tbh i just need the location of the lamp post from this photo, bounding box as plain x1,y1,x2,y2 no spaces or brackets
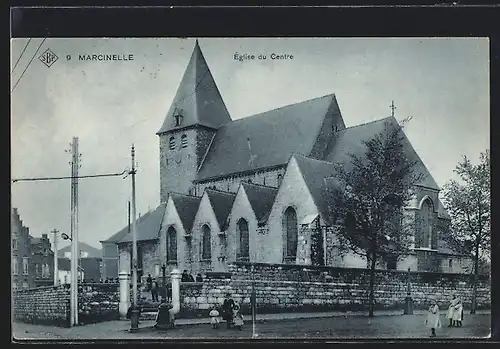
251,263,257,338
161,264,167,303
403,267,414,315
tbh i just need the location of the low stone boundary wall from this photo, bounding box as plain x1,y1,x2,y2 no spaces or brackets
12,283,120,326
178,264,490,318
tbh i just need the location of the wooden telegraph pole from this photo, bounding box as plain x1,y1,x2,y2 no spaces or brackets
69,137,80,327
129,145,140,331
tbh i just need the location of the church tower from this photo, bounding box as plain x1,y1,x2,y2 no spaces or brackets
157,40,232,203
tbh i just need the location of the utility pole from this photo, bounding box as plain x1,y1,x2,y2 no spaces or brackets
69,137,80,326
130,145,140,331
52,229,59,286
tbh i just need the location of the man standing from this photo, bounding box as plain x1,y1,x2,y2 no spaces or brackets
146,274,153,292
222,293,235,329
151,278,159,302
447,294,458,327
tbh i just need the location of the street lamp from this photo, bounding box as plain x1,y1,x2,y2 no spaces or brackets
61,233,72,241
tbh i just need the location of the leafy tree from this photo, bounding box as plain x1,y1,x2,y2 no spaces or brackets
326,120,423,317
442,151,490,314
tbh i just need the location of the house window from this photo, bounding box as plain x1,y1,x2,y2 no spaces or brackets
154,264,160,277
22,257,29,275
449,259,453,269
12,283,18,291
169,137,175,150
277,174,283,186
201,225,211,260
167,226,177,262
12,257,18,275
386,255,397,270
181,134,188,148
22,282,28,289
43,263,50,278
12,238,18,250
237,218,250,260
284,207,298,259
35,264,40,277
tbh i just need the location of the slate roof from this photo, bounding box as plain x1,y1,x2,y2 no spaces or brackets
196,94,340,182
205,189,236,230
157,40,232,135
323,116,440,191
58,242,102,258
293,154,337,225
241,182,278,224
170,193,202,232
30,237,41,245
57,258,84,272
118,204,167,244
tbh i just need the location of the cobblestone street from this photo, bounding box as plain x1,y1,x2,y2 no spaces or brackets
13,311,491,341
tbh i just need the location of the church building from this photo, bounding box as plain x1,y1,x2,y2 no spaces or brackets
104,40,470,281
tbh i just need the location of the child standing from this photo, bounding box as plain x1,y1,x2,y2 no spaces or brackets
233,304,244,331
209,308,220,329
425,297,442,337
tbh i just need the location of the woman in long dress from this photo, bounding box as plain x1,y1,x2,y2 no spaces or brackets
452,297,464,327
425,297,442,338
447,294,458,327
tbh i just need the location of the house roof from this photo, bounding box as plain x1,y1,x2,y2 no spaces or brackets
241,182,278,224
118,204,167,244
58,242,102,258
196,93,340,182
323,116,440,191
293,154,337,225
30,237,42,245
170,193,202,232
156,40,232,135
101,219,134,244
205,189,236,230
57,258,84,272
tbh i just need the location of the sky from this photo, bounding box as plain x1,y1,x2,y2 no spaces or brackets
10,37,490,250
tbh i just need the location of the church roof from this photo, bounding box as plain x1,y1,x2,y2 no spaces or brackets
205,189,236,230
118,204,166,244
157,40,232,135
170,193,202,232
323,116,440,191
196,94,340,182
292,154,337,225
241,182,279,224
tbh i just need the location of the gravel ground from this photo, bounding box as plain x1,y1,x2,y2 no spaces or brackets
13,311,491,341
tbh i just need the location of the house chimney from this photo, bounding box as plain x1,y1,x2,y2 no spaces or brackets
42,233,48,240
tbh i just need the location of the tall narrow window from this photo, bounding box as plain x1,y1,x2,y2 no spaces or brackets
169,137,175,150
284,207,298,259
35,264,40,277
420,199,434,248
181,134,188,148
23,257,29,275
174,114,183,127
277,174,283,187
12,257,18,275
167,226,177,262
237,219,250,260
201,225,211,260
12,238,18,250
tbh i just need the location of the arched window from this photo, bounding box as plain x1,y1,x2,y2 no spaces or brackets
284,207,298,259
201,225,211,260
169,137,175,150
174,114,183,127
237,219,249,260
277,174,283,187
167,226,177,262
419,199,434,248
181,134,188,148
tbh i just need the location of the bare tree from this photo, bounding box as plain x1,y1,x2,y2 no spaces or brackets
442,151,490,314
326,120,423,317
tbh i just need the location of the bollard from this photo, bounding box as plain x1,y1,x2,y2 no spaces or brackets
119,271,131,319
129,305,140,332
169,268,181,326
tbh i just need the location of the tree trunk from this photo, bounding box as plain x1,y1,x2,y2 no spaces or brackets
470,243,480,315
368,250,377,317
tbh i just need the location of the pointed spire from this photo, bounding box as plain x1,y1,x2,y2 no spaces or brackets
157,39,232,135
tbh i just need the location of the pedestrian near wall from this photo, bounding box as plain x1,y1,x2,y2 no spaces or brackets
447,294,459,327
452,296,464,327
425,297,442,338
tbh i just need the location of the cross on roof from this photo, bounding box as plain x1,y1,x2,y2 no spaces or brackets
390,100,397,117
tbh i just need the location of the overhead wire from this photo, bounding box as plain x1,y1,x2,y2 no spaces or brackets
11,38,32,74
11,38,46,93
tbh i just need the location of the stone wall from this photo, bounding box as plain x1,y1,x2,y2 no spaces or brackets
177,263,490,318
13,283,120,327
12,286,70,326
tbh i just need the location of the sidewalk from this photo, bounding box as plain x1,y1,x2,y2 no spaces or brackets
132,308,492,326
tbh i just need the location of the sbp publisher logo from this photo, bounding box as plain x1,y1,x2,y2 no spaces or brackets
38,48,59,68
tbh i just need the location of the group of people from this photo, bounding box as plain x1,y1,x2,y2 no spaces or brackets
425,293,464,337
209,293,244,330
181,270,203,283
